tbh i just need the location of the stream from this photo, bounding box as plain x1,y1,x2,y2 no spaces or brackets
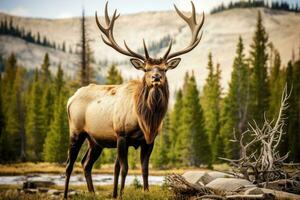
0,174,165,186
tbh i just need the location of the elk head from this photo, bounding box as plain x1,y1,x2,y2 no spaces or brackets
95,1,205,88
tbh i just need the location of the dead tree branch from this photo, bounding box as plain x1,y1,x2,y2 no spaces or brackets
220,85,299,194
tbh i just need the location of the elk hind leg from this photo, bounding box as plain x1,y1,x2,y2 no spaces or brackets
117,135,128,197
82,144,102,193
64,132,87,199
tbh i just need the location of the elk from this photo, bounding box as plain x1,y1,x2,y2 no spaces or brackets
64,1,204,199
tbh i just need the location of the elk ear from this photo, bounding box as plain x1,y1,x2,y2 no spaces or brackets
166,58,181,70
130,59,145,71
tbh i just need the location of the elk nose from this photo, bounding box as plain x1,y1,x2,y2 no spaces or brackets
152,74,161,81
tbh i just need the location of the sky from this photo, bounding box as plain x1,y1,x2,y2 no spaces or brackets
0,0,299,19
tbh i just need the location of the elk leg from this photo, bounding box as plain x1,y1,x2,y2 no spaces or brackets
140,142,154,191
64,132,86,199
117,136,128,197
82,145,102,193
113,157,120,198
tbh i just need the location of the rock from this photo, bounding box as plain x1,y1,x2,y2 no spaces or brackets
206,178,254,192
200,172,214,185
244,187,264,195
182,171,207,185
182,171,234,186
69,191,79,196
38,188,49,193
23,180,55,189
208,171,233,179
23,188,38,194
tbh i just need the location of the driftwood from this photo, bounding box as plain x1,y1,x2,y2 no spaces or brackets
258,179,300,194
260,188,300,200
194,195,225,200
166,174,219,199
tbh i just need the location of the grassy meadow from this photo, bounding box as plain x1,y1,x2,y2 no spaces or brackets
0,185,173,200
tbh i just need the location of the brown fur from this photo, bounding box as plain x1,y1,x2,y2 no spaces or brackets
134,77,169,144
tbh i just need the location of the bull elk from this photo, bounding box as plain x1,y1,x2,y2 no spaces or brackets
64,1,204,199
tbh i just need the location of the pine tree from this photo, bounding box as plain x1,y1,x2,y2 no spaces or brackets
43,66,69,162
78,9,94,86
40,54,54,159
152,113,171,169
201,53,222,162
179,74,211,166
249,11,269,125
268,49,284,119
43,92,69,162
285,60,300,162
169,89,183,165
221,37,250,159
37,32,41,44
41,53,51,83
62,41,66,52
0,54,22,161
6,67,26,161
25,70,44,160
0,75,7,161
106,64,123,85
54,64,64,93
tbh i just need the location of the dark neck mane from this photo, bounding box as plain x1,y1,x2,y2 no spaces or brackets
134,79,169,144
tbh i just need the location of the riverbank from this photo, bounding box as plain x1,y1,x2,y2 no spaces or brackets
0,162,229,176
0,185,173,200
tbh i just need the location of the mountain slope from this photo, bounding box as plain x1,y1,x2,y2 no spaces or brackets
0,8,300,94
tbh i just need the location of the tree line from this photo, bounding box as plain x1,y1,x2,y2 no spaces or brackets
0,11,299,169
211,0,300,14
0,17,68,52
150,11,300,169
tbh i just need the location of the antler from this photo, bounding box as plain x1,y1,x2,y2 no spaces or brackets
164,1,205,60
95,2,147,60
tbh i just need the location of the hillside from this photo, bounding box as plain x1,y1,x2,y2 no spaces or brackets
0,8,300,94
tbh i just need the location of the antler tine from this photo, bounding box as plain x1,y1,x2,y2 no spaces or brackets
95,11,108,34
163,40,173,60
166,1,204,60
143,39,150,59
104,2,110,25
95,2,146,61
123,41,145,60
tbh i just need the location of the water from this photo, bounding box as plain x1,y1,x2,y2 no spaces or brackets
0,174,165,186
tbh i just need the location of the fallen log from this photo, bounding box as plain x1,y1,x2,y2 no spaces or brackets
225,194,273,200
261,188,300,200
166,174,215,199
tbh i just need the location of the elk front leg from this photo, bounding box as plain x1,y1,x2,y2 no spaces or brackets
117,135,128,197
113,157,120,198
140,142,154,191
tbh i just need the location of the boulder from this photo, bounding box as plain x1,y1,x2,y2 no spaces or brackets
208,171,233,179
47,189,63,195
182,171,207,185
206,178,254,192
38,188,49,193
23,180,55,189
23,188,38,194
182,171,233,186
